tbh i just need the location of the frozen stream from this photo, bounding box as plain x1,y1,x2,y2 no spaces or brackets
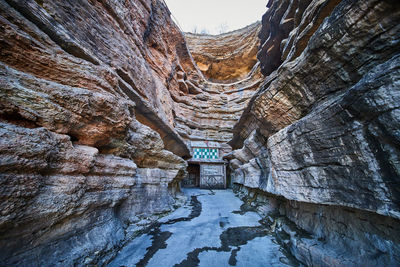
109,189,298,267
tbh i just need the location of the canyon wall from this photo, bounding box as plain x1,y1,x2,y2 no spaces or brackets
173,23,263,157
0,0,263,265
185,22,261,83
1,0,399,265
0,0,192,265
229,0,400,265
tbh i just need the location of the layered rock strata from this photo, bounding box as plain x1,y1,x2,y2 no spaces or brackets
185,22,261,83
229,0,400,265
0,0,263,265
0,0,189,265
1,0,399,265
173,66,263,156
172,23,263,157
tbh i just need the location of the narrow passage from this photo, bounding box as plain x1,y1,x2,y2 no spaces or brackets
109,189,299,267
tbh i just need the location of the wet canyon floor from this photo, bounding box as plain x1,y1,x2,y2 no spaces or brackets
108,189,299,267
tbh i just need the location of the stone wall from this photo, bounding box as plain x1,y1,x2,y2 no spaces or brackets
229,0,400,265
1,0,399,265
172,26,264,157
0,0,265,264
0,0,189,265
186,22,261,83
234,185,400,266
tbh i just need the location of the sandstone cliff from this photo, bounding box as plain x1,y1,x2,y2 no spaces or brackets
0,0,263,265
0,0,190,265
185,22,261,83
229,0,400,265
1,0,399,265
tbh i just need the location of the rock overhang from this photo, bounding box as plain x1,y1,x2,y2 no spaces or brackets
185,22,262,84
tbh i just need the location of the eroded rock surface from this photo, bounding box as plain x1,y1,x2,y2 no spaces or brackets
173,24,263,155
0,0,190,265
1,0,400,265
186,22,261,83
229,0,400,265
0,0,263,265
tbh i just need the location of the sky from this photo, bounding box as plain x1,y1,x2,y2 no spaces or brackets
163,0,268,35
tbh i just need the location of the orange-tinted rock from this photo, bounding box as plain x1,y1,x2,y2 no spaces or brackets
0,0,188,264
1,0,399,265
186,22,261,83
0,0,263,264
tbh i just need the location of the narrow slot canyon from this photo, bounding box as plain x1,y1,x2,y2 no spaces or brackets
0,0,399,266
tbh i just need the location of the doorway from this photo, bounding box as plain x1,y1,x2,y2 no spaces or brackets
182,163,200,187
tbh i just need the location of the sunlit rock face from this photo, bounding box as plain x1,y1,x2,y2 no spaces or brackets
172,24,263,155
185,22,261,83
229,0,400,265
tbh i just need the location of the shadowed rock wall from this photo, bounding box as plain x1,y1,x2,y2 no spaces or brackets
229,0,400,265
0,0,191,265
1,0,399,265
0,0,264,265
